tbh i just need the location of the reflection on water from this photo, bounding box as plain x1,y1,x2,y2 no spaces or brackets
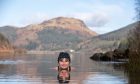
0,53,130,84
83,72,127,84
57,69,71,83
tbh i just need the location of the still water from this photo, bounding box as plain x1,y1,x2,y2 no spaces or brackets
0,52,128,84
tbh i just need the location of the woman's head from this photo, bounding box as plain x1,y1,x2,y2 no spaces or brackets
58,52,71,69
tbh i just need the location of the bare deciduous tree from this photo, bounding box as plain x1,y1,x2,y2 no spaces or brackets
128,0,140,72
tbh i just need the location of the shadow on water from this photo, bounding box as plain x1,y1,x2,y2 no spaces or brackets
127,52,140,84
0,52,138,84
128,72,140,84
57,68,71,83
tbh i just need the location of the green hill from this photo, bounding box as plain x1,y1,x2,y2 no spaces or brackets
77,22,139,54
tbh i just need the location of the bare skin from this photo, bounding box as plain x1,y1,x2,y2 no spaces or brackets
59,58,70,69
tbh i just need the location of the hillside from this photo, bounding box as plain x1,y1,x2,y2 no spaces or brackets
94,22,138,41
0,17,97,50
77,22,138,54
0,33,13,52
0,26,17,43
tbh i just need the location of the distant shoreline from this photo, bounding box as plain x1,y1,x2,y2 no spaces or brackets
0,49,26,54
0,50,14,53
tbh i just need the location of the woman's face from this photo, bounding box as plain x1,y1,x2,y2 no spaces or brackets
59,58,70,69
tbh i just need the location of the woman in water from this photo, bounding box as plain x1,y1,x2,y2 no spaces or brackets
57,52,71,71
57,52,72,83
52,52,74,83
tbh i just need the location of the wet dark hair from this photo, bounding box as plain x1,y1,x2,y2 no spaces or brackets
58,52,71,63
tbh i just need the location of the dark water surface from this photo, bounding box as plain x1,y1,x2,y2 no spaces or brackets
0,52,128,84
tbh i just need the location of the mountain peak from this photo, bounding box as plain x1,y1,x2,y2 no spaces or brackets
41,17,87,28
40,17,97,35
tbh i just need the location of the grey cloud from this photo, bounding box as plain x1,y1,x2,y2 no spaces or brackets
85,13,109,27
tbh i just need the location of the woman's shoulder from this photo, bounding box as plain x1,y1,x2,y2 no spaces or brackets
50,66,75,71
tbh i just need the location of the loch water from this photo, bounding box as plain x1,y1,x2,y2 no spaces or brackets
0,52,129,84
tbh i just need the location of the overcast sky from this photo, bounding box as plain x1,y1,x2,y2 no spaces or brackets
0,0,136,34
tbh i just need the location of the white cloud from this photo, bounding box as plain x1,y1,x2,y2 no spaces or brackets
89,26,113,34
19,12,48,26
68,2,124,27
65,2,125,34
15,1,126,34
68,12,109,27
85,12,109,27
17,1,124,28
